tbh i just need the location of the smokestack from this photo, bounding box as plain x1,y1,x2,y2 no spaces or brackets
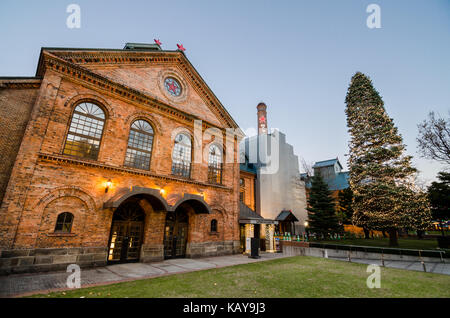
257,102,268,135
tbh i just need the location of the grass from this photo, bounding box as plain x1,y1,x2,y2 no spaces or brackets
317,237,448,252
29,256,450,298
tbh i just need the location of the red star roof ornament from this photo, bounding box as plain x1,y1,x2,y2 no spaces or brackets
154,39,162,46
168,81,177,94
177,43,186,52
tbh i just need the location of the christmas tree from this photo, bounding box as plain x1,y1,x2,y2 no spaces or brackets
345,72,431,246
306,173,343,238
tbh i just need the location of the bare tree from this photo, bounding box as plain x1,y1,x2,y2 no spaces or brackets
300,157,313,176
417,111,450,165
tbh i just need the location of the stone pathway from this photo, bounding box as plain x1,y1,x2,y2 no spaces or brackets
0,253,286,297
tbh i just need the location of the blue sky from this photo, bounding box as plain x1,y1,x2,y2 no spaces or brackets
1,0,449,183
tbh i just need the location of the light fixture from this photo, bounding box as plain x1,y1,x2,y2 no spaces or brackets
304,221,309,227
160,188,166,195
105,179,112,193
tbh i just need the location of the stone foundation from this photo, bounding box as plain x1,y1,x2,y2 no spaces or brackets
0,241,241,275
140,244,164,262
186,240,240,258
0,247,108,275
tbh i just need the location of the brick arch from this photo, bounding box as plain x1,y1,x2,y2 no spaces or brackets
35,186,97,214
124,112,162,136
209,204,226,215
170,126,201,146
206,207,225,241
64,93,115,119
34,187,97,248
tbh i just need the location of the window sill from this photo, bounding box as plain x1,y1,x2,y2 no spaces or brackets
171,174,192,180
209,231,219,236
47,233,77,237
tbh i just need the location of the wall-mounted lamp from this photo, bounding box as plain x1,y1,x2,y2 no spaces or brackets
160,188,166,195
304,221,309,227
105,179,112,193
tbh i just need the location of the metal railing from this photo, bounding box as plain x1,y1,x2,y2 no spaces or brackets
308,242,448,261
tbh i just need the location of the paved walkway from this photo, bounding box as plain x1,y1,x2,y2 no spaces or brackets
328,256,450,275
0,253,286,297
1,252,448,297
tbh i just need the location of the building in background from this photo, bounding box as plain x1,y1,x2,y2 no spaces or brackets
301,158,350,201
239,103,308,251
239,152,278,253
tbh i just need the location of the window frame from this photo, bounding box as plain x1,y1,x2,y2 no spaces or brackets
210,219,218,233
171,132,192,178
207,144,223,184
54,212,74,233
62,101,107,160
124,119,155,170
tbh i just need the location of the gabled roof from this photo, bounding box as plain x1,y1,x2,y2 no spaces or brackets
35,46,240,131
239,203,277,224
312,158,343,169
275,210,299,222
304,171,350,191
240,154,257,174
327,171,350,191
240,203,264,220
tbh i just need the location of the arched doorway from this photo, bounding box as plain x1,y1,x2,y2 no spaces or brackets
107,199,146,264
163,210,189,259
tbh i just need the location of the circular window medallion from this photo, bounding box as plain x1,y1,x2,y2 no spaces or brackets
164,77,182,97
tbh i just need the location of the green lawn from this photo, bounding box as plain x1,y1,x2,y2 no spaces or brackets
317,237,448,252
30,256,450,298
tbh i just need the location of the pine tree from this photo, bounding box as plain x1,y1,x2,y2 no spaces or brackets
428,171,450,236
337,187,354,225
345,72,431,246
307,173,343,238
402,189,432,238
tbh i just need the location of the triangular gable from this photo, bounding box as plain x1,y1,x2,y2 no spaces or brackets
37,48,239,130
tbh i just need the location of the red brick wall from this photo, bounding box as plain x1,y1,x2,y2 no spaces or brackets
0,87,39,203
0,56,240,259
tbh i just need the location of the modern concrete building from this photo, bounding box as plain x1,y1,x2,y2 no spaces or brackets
239,103,308,236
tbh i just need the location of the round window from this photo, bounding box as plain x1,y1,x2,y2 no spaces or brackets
164,77,182,97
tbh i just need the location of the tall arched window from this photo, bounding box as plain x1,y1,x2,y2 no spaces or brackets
239,178,245,202
124,120,154,170
63,102,106,160
171,133,192,178
54,212,74,233
208,144,222,184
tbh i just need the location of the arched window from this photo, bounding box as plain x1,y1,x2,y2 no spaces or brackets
124,120,154,170
54,212,74,233
171,133,192,178
210,219,218,233
63,102,106,160
208,144,222,184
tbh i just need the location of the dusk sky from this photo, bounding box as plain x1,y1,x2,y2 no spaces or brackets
1,0,449,184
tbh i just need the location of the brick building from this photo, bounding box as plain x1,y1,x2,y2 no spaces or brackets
0,43,243,274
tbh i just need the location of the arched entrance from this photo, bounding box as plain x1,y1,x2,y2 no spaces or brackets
163,194,212,259
163,210,189,259
108,199,146,263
